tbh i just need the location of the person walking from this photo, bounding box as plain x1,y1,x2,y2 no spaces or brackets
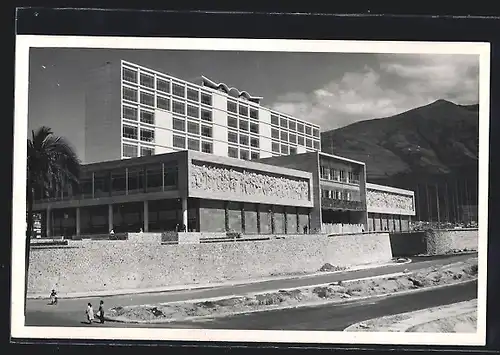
86,303,94,324
97,300,105,324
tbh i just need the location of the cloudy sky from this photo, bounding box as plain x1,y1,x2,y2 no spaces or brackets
27,48,479,159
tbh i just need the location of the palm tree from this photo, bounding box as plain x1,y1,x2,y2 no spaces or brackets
25,126,81,309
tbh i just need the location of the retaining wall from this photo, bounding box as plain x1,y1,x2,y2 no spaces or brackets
27,232,392,295
389,228,478,257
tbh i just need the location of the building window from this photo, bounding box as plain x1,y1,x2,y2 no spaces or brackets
289,133,297,144
272,141,280,153
290,146,297,155
239,134,249,146
187,121,200,135
156,96,170,111
271,114,279,126
306,138,312,148
239,104,248,116
201,92,212,106
250,122,259,134
240,149,249,160
228,131,238,144
141,146,154,156
239,119,249,131
201,141,213,153
201,109,212,122
187,87,199,102
340,170,346,182
173,117,185,132
140,110,155,125
187,104,199,119
172,100,185,115
227,100,237,113
173,135,185,149
140,128,155,142
320,166,330,180
330,168,339,181
281,144,289,155
297,123,304,133
123,87,138,102
298,136,305,146
313,128,320,137
123,125,138,140
140,73,154,89
280,117,287,129
305,126,312,136
289,121,296,131
250,108,259,119
271,128,279,140
227,116,238,128
188,138,199,151
251,151,259,160
280,131,288,142
123,105,138,121
123,143,138,158
201,125,212,138
172,82,185,98
228,146,238,158
156,78,170,94
122,67,138,83
140,91,155,107
313,140,320,149
250,137,259,148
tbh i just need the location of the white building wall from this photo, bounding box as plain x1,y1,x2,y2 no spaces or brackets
212,92,228,157
259,108,272,157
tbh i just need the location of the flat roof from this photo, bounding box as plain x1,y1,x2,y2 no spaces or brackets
319,151,366,166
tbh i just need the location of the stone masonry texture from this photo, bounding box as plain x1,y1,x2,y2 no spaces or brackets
28,232,392,295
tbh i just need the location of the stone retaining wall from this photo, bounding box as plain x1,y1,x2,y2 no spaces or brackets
27,232,392,295
389,228,478,257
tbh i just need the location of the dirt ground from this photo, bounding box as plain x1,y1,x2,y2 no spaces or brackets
107,257,478,323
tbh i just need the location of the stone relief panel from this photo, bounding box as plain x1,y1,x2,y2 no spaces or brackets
366,189,414,212
190,164,310,202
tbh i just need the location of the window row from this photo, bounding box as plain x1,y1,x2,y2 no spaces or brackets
321,188,361,202
270,114,320,137
122,125,155,142
227,100,259,119
271,142,298,155
172,134,213,154
123,105,155,125
227,116,260,134
122,66,213,106
227,130,260,148
123,143,154,158
271,128,320,148
227,145,260,161
320,166,360,184
172,117,213,138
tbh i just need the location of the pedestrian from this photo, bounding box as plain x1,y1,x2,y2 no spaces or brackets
86,303,94,324
97,300,105,324
49,289,58,305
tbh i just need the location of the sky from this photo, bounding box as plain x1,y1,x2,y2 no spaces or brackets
27,48,479,159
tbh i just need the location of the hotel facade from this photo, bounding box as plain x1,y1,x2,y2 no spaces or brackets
31,60,415,238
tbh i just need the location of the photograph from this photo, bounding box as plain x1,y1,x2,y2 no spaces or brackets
11,35,489,346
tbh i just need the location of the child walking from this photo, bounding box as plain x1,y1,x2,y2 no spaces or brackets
86,303,94,324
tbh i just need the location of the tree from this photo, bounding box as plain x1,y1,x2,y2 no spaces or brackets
25,126,81,310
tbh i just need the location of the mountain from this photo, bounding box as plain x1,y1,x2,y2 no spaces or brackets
321,99,479,222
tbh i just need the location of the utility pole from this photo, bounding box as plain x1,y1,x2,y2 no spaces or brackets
435,182,441,227
425,182,431,222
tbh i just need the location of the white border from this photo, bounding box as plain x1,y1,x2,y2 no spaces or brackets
12,36,490,346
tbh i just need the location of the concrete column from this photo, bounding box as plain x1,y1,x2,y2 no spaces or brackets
76,207,81,236
108,204,113,232
143,200,149,232
46,208,51,238
182,198,188,229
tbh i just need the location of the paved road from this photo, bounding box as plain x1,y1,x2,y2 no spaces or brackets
25,253,476,327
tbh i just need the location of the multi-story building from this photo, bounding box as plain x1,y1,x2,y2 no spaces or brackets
83,60,321,164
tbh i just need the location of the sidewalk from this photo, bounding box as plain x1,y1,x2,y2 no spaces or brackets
28,259,411,300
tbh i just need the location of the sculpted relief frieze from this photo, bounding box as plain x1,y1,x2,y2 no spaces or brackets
366,189,414,212
190,164,310,201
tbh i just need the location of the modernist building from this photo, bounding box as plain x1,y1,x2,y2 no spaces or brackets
31,60,416,238
83,60,321,164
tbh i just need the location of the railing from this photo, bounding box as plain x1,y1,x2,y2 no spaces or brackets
323,223,365,235
321,198,364,211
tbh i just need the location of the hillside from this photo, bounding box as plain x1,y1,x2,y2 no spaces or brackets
321,99,479,182
321,99,480,222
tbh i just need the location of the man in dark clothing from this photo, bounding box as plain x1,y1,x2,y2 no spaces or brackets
98,300,105,324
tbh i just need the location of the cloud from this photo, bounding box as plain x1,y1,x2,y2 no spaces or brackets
270,54,479,131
